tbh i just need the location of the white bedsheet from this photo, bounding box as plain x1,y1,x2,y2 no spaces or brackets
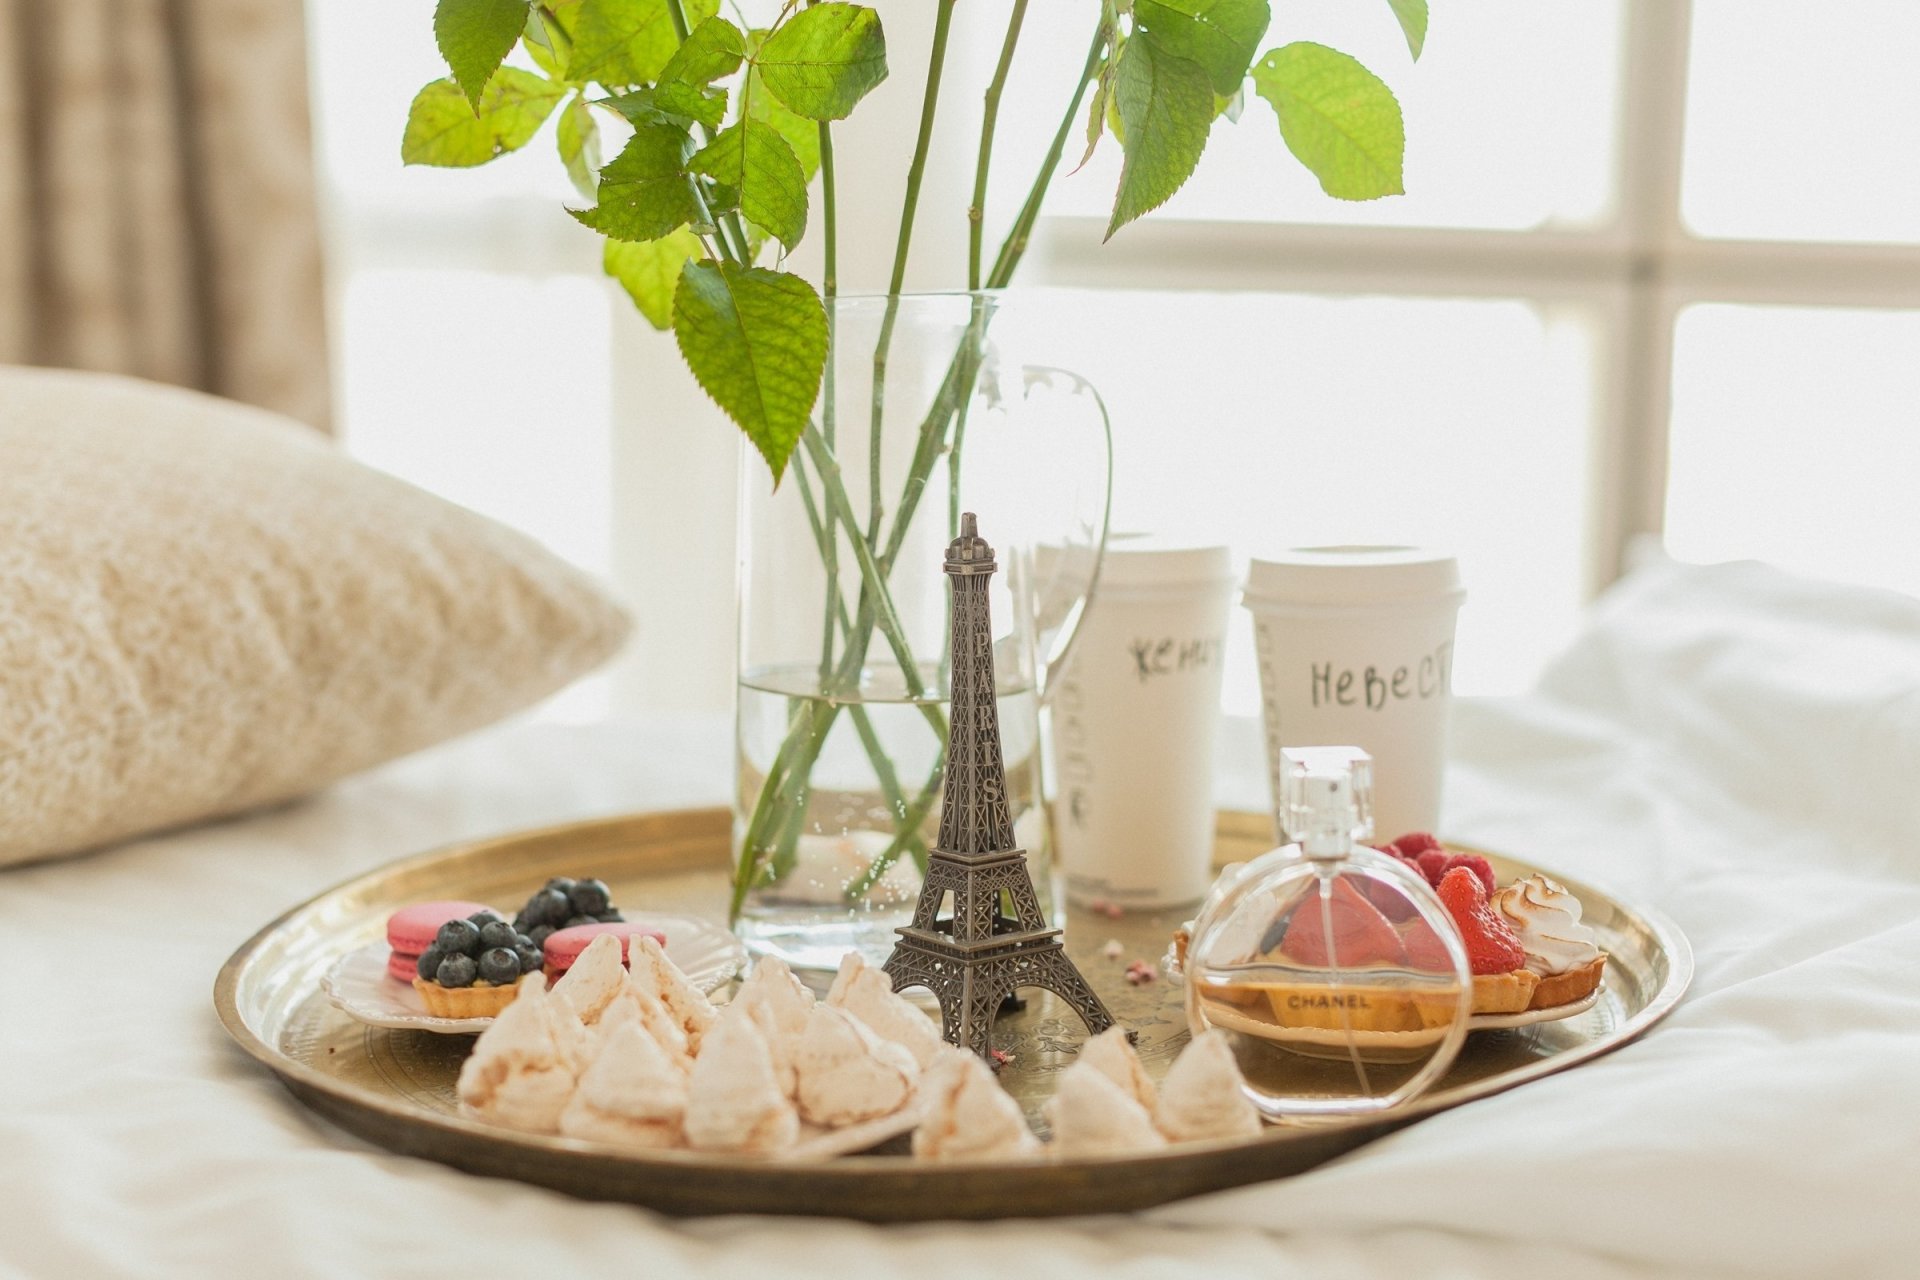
5,560,1919,1279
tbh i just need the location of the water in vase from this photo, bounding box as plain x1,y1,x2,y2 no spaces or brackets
733,661,1052,973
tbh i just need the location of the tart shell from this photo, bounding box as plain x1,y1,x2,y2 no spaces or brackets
1527,954,1606,1011
1469,970,1539,1015
413,975,526,1018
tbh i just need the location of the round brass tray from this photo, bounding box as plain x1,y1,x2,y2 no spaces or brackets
213,808,1691,1221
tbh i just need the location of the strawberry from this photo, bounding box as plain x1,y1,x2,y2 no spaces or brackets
1278,878,1407,968
1401,920,1456,973
1442,853,1497,896
1436,866,1526,975
1415,849,1451,886
1362,877,1419,922
1393,832,1444,857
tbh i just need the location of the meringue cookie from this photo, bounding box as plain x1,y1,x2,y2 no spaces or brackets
1076,1027,1156,1113
912,1048,1040,1161
559,1020,688,1149
734,957,815,1099
611,969,694,1070
1493,874,1601,977
1152,1030,1261,1143
630,935,718,1053
549,933,627,1026
456,973,576,1134
1043,1061,1166,1159
793,1005,917,1128
683,1013,800,1153
825,952,945,1069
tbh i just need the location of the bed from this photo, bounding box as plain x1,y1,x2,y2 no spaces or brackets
6,559,1917,1278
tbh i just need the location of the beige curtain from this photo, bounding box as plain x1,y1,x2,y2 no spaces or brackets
0,0,331,430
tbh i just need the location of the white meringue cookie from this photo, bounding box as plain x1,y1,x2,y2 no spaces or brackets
792,1005,917,1128
734,956,815,1099
825,952,945,1069
550,933,626,1026
911,1048,1040,1161
1493,874,1602,977
1043,1060,1166,1159
614,969,693,1071
1076,1026,1156,1113
559,1020,687,1149
456,973,575,1134
1152,1030,1261,1143
683,1014,800,1154
630,935,718,1053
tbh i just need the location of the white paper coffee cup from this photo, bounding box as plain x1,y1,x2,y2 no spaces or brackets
1243,547,1464,842
1053,539,1234,909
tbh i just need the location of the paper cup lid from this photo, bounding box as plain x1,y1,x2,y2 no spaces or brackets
1243,546,1462,609
1099,535,1235,590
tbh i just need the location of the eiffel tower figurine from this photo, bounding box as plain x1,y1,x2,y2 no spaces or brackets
883,512,1117,1058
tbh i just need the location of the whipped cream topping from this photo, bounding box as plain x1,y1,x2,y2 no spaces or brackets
1077,1026,1157,1113
1043,1060,1166,1159
826,952,944,1069
793,1005,917,1128
630,935,718,1053
558,1020,687,1149
912,1047,1039,1161
1153,1030,1261,1143
550,933,626,1025
683,1010,800,1153
456,974,576,1134
1493,874,1602,977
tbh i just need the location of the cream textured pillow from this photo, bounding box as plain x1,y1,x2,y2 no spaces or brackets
0,366,631,867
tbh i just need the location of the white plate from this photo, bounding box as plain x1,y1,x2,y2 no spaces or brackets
322,914,747,1034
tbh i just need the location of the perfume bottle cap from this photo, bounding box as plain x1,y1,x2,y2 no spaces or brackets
1279,746,1374,854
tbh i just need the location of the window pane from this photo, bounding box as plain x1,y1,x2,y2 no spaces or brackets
1666,304,1920,595
990,291,1598,700
1015,1,1624,232
1683,1,1920,243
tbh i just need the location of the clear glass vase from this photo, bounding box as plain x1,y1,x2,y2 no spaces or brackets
732,291,1113,973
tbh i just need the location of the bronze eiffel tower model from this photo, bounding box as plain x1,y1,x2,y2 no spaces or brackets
883,513,1116,1058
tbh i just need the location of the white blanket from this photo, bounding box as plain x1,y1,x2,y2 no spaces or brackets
5,561,1918,1279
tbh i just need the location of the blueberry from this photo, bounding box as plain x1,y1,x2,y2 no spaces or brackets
514,932,535,949
522,887,571,929
435,953,478,988
515,945,544,975
562,915,598,930
414,945,446,981
511,913,530,932
478,947,521,986
543,877,578,899
467,909,506,927
567,879,612,916
435,919,480,954
477,921,519,951
594,910,624,924
528,925,556,948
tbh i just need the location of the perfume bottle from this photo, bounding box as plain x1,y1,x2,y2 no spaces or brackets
1184,748,1472,1117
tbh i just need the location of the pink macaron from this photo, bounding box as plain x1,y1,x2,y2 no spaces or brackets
543,921,667,977
386,900,494,982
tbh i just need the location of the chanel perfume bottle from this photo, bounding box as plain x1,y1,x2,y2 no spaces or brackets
1184,748,1472,1117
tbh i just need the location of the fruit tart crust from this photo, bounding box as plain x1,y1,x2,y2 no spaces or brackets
414,975,527,1018
1527,954,1606,1011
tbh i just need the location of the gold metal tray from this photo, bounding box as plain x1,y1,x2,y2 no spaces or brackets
214,809,1691,1221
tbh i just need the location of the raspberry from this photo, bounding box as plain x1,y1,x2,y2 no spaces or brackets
1442,853,1497,896
1362,877,1419,922
1393,832,1444,857
1436,867,1526,976
1278,878,1407,968
1415,849,1451,886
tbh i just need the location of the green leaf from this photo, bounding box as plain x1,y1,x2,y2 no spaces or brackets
688,120,807,251
557,94,601,200
567,0,718,87
401,71,567,167
659,15,745,84
604,229,699,329
1105,36,1213,240
673,261,827,484
1386,0,1428,60
1132,0,1271,96
1076,4,1124,170
743,31,821,179
1251,42,1404,200
655,81,727,130
571,123,703,241
753,3,887,122
522,5,573,79
435,0,531,109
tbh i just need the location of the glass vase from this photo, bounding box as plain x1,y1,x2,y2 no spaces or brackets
732,291,1112,973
